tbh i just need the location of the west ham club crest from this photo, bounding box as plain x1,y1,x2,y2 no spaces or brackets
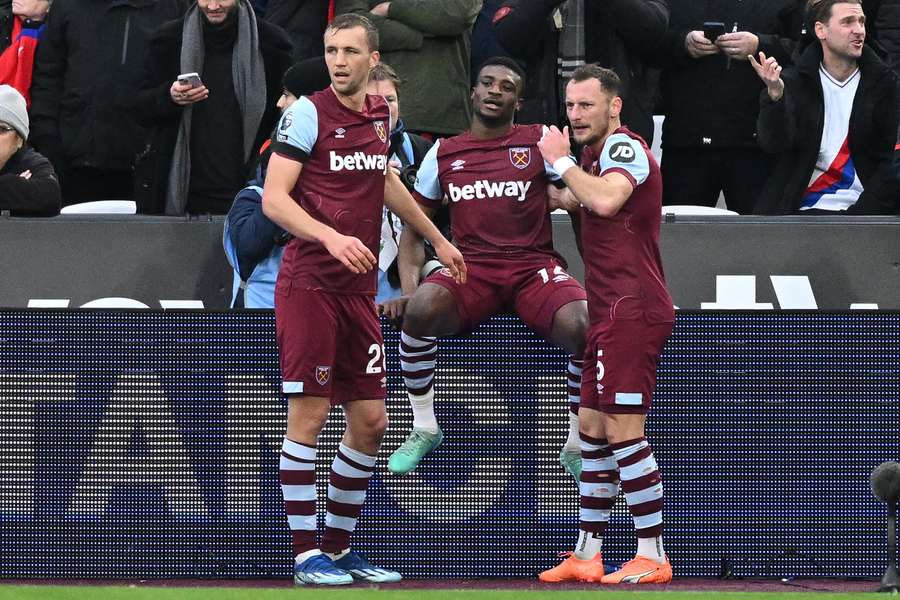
509,147,531,169
315,366,331,385
374,121,387,143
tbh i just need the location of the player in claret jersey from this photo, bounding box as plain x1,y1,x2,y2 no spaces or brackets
537,64,674,585
387,56,590,480
261,13,465,587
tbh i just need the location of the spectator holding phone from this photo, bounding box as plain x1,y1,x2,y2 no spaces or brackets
491,0,668,140
134,0,293,215
650,0,803,213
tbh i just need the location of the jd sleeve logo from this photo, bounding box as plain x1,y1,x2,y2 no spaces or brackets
609,142,636,163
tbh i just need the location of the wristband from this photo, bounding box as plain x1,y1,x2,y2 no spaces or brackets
553,156,577,177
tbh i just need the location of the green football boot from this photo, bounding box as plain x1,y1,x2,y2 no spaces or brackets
559,447,582,481
387,427,444,474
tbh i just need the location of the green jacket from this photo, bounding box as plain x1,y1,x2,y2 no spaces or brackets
337,0,482,135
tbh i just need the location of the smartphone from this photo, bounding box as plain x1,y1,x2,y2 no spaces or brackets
177,72,203,88
702,21,726,43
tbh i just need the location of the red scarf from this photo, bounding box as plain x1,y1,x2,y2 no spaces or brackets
0,17,44,107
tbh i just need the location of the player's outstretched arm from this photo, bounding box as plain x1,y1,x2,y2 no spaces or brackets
538,126,634,217
384,169,467,284
262,153,377,274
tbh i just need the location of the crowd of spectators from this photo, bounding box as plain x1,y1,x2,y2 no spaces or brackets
650,0,803,214
0,0,898,218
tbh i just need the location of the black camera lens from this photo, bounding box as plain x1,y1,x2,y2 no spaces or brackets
399,165,418,191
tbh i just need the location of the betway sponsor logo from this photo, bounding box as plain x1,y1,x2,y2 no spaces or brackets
447,180,531,203
329,151,388,172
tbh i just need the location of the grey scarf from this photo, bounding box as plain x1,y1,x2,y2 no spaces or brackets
165,0,267,215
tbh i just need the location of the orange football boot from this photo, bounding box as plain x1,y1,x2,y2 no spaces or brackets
538,552,605,583
600,555,672,584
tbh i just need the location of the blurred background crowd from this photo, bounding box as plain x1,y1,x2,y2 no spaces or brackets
0,0,897,222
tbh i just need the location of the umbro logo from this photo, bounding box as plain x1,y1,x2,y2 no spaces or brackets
335,128,346,139
451,159,466,171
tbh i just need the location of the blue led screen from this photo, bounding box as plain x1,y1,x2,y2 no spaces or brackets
0,310,897,579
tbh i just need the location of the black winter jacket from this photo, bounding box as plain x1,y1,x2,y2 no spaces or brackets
755,44,900,215
264,0,328,61
582,0,669,144
0,1,12,52
492,0,564,127
865,0,900,78
494,0,668,141
650,0,802,148
29,0,187,172
0,147,61,216
132,16,293,214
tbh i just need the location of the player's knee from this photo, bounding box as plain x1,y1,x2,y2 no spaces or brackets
287,401,329,439
402,294,438,337
553,301,589,355
353,411,388,441
571,309,589,355
370,413,389,440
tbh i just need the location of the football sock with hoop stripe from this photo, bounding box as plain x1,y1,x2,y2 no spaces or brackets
611,436,666,563
321,443,377,554
400,331,438,432
575,433,619,559
280,438,318,557
564,357,583,451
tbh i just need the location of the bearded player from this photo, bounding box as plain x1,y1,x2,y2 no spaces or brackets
537,63,674,584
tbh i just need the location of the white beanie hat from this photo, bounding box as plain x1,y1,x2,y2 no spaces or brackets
0,85,29,140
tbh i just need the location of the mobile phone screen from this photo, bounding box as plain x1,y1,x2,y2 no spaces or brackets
703,21,726,42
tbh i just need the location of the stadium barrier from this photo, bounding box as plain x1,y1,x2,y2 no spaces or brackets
0,310,897,579
0,214,898,309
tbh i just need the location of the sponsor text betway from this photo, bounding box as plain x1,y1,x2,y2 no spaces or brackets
330,151,388,172
448,181,531,202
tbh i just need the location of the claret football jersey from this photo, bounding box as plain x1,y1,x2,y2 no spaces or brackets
413,124,563,260
579,127,674,325
272,86,390,295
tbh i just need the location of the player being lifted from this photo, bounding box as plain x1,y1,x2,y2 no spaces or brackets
387,57,589,479
537,64,674,584
262,14,465,587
